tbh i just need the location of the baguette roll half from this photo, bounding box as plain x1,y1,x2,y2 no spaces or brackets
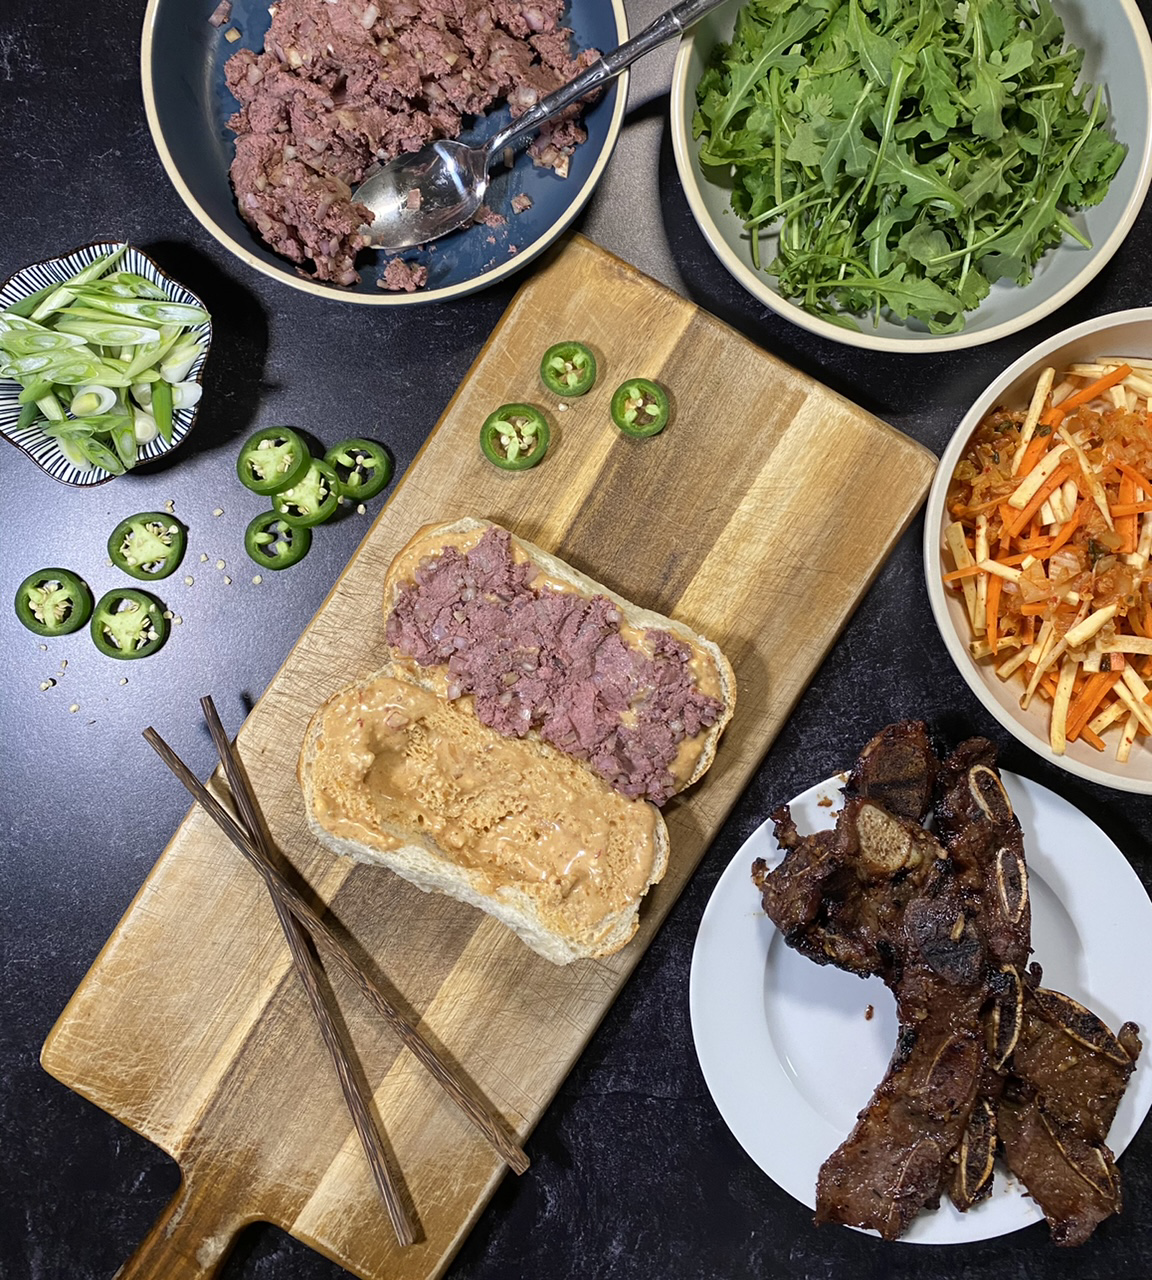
381,517,736,806
299,664,670,964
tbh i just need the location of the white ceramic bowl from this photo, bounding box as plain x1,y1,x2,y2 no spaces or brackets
924,308,1152,792
670,0,1152,353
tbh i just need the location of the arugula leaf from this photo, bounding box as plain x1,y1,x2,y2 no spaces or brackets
693,0,1127,332
708,3,827,137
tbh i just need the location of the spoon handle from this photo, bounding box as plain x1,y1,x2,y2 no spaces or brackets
484,0,730,157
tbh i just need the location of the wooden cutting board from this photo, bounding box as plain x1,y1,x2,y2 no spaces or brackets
42,235,936,1280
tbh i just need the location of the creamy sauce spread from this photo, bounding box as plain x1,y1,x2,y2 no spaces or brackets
309,676,661,930
384,524,726,788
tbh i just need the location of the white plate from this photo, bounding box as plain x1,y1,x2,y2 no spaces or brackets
690,771,1152,1245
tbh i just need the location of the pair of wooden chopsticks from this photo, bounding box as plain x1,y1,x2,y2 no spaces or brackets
143,696,529,1247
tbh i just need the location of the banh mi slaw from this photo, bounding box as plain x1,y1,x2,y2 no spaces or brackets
944,358,1152,763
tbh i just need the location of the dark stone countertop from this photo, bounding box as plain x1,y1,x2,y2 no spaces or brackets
3,1,1152,1277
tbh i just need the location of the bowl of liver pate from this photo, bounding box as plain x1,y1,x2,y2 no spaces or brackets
141,0,628,304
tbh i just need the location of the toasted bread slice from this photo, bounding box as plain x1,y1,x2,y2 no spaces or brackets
299,663,670,964
381,517,737,801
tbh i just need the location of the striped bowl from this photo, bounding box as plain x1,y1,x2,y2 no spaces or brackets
0,242,211,486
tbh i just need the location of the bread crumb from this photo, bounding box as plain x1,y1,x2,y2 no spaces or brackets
224,26,241,42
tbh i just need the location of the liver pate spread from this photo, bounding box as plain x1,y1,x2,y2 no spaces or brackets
225,0,597,285
385,527,725,805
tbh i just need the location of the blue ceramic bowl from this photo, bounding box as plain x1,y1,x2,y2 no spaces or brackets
141,0,628,304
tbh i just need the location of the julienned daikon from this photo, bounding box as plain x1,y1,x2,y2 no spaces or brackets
0,247,210,475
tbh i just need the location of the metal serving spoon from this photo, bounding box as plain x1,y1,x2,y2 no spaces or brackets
353,0,728,250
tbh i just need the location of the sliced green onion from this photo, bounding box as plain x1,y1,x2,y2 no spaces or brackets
2,282,57,319
169,381,201,410
49,305,167,330
122,330,182,380
69,291,209,326
17,378,54,405
2,246,207,474
133,409,159,445
109,415,138,469
76,435,126,475
29,246,128,321
54,318,162,346
35,392,65,422
70,384,117,416
0,330,87,355
159,337,203,383
150,379,173,443
104,272,169,299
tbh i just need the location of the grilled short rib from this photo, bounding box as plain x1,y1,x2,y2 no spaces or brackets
753,723,1142,1244
998,981,1141,1244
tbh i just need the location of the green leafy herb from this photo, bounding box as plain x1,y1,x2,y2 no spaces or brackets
693,0,1126,333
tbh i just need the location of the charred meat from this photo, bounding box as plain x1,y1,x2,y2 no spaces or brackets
754,723,1142,1244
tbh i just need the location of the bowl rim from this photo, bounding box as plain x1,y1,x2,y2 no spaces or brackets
669,0,1152,354
923,306,1152,793
0,239,212,486
139,0,630,305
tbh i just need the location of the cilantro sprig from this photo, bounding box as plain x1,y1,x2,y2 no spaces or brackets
693,0,1126,333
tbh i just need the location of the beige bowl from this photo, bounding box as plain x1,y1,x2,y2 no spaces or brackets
924,309,1152,792
670,0,1152,352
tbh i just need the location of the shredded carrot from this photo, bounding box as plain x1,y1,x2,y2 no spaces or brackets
986,574,1003,655
1066,671,1123,741
1044,363,1131,422
1115,459,1152,492
1116,473,1138,554
1015,433,1052,477
1004,463,1073,539
1081,724,1108,751
1040,500,1086,558
942,551,1038,581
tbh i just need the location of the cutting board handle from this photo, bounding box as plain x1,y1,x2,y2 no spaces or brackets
114,1176,243,1280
